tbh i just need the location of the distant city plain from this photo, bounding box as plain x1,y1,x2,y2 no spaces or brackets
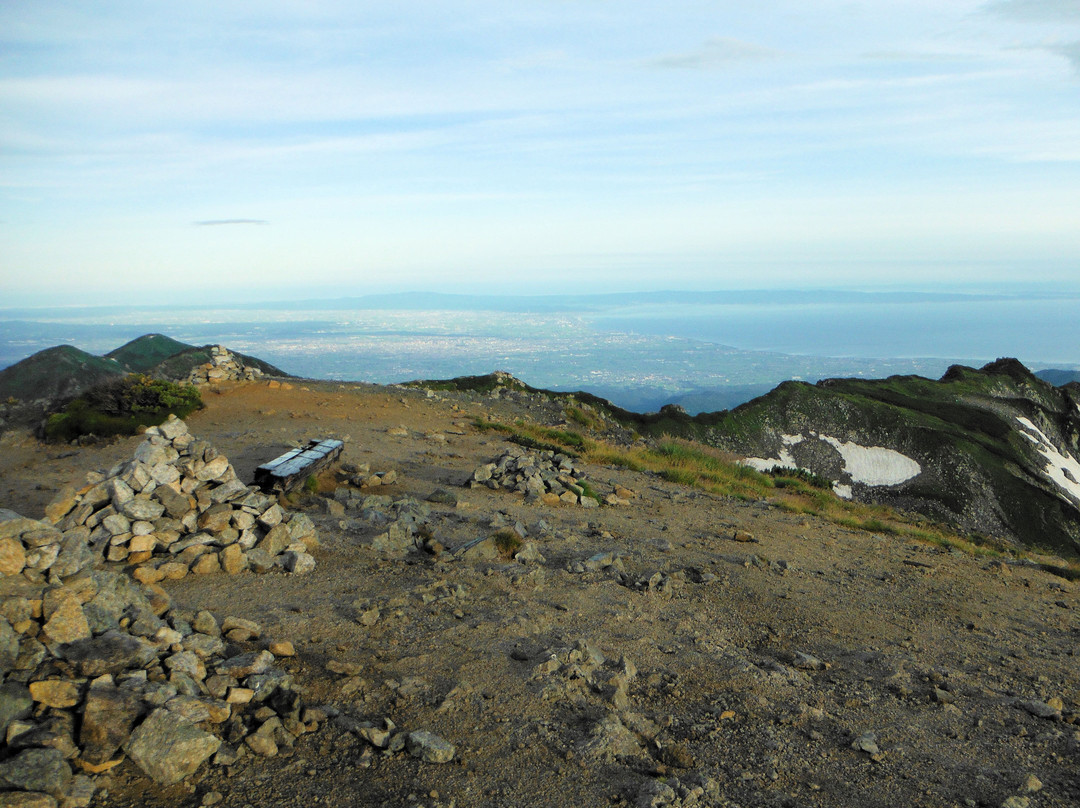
2,290,1076,413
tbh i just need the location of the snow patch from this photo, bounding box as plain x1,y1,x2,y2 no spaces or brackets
742,434,806,473
741,432,920,491
818,435,921,486
1015,417,1080,506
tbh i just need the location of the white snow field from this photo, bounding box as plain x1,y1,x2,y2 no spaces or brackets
743,432,921,499
1015,416,1080,507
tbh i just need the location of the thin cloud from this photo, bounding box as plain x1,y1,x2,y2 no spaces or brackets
193,219,268,226
649,37,783,69
1046,41,1080,72
982,0,1080,21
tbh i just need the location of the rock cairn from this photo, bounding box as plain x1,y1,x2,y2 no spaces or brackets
0,512,95,585
44,415,317,581
470,446,636,507
186,346,264,385
0,520,321,804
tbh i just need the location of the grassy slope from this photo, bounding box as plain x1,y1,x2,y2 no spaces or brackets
0,346,126,402
685,361,1080,556
107,333,195,372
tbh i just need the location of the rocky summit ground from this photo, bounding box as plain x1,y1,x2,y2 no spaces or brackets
1,379,1078,808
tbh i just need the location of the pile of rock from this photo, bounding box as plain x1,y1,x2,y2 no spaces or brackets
0,511,95,585
0,529,320,803
44,415,317,580
338,463,397,490
331,490,433,558
186,346,264,385
470,446,636,507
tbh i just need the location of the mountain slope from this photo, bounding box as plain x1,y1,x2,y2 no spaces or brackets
107,333,195,372
700,358,1080,556
0,345,126,402
149,346,289,380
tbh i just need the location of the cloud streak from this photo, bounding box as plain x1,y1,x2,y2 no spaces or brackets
194,219,268,227
983,0,1080,21
649,37,784,69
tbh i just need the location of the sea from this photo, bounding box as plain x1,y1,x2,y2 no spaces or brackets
585,295,1080,365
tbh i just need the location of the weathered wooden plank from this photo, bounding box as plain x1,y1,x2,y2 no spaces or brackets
253,438,344,493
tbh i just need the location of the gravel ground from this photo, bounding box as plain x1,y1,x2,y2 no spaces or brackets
1,379,1078,808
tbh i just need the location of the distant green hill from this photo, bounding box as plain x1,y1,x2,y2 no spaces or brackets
0,335,289,408
0,345,125,402
1036,368,1080,386
107,333,195,372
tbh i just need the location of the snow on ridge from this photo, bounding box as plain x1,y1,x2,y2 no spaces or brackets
742,434,805,473
1015,416,1080,505
818,434,921,487
741,432,920,493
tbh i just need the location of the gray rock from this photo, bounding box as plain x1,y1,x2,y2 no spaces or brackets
192,610,220,636
51,531,95,579
1019,699,1061,720
283,551,316,574
245,548,277,573
154,485,192,519
79,687,145,765
0,617,19,675
215,650,274,678
0,681,33,738
124,708,221,786
121,498,165,522
0,748,72,798
427,489,459,506
57,630,158,676
406,730,456,763
792,651,828,671
851,731,881,756
372,521,416,557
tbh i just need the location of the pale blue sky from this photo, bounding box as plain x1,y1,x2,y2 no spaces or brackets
2,1,1080,305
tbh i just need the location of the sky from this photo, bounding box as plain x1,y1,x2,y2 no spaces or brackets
2,0,1080,305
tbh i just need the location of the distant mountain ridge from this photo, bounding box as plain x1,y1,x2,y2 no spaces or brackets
1036,368,1080,386
660,358,1080,556
0,333,289,405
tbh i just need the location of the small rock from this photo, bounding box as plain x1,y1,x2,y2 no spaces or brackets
851,732,881,757
1001,798,1030,808
406,730,455,763
1019,700,1061,721
268,641,295,657
124,708,221,786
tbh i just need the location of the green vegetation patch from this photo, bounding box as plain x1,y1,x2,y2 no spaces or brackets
107,334,195,372
44,374,203,443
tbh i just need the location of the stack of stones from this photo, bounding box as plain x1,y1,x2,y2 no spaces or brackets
44,415,317,581
472,446,630,507
0,521,321,803
0,511,95,585
185,346,264,385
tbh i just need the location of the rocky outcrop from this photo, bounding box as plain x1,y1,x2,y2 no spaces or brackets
470,446,636,507
0,523,320,804
186,346,264,385
715,360,1080,555
43,415,317,581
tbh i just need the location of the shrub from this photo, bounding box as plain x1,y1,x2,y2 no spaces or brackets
44,374,202,443
492,528,523,559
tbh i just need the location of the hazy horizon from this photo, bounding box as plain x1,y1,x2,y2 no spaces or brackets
4,3,1080,306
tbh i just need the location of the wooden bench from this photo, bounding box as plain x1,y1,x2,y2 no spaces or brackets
253,438,344,493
